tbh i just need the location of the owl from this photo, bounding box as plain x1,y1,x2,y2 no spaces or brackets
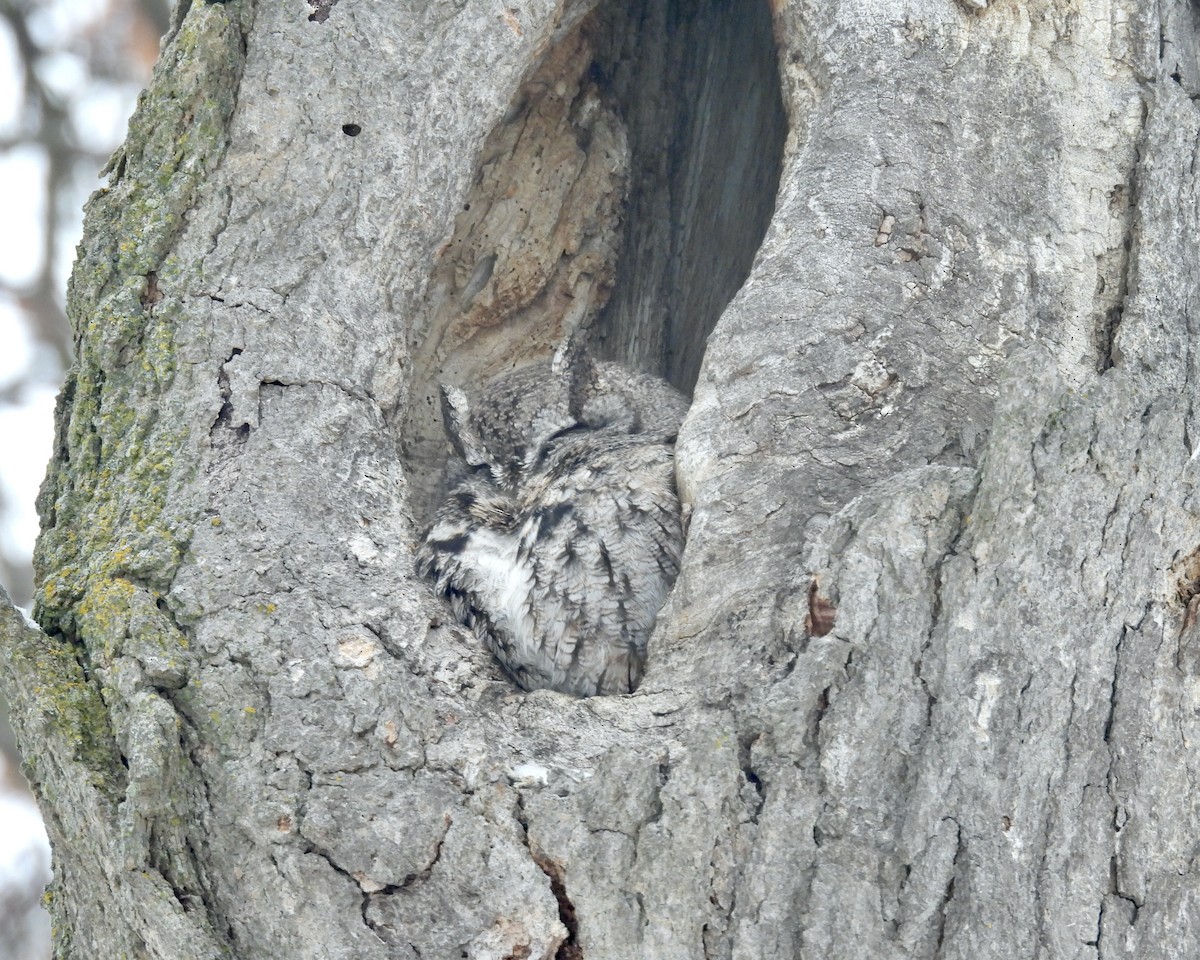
416,339,688,697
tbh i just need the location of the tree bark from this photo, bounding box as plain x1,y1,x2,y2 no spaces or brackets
3,0,1199,957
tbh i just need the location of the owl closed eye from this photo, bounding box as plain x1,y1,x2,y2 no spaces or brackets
416,338,688,697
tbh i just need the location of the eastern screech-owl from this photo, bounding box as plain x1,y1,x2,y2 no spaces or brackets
416,339,688,697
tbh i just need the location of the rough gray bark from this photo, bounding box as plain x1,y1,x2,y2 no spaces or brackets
2,0,1199,958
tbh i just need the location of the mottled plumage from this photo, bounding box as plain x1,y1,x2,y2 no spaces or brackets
416,340,687,696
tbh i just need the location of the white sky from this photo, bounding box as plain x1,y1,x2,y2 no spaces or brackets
0,154,56,597
0,380,57,564
0,148,48,288
0,754,51,888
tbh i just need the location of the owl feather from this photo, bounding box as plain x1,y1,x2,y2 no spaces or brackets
416,342,687,696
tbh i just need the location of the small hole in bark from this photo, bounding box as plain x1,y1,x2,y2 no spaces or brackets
307,0,337,22
140,271,163,312
342,123,362,137
807,579,837,637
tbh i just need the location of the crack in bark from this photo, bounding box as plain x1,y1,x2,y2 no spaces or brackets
1099,613,1144,945
808,686,832,763
1088,898,1104,949
1102,627,1125,745
256,375,375,409
1108,855,1142,924
298,830,429,940
531,852,582,960
932,818,963,957
639,759,669,832
1095,105,1146,372
736,731,765,824
210,347,248,441
156,683,237,951
513,791,579,958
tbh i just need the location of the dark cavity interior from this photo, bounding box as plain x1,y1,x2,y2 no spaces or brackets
589,0,787,391
402,0,786,514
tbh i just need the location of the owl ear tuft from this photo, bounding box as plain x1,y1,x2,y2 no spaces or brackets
552,333,588,375
440,383,489,467
553,334,598,420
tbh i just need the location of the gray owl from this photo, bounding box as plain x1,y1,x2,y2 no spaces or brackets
416,339,688,697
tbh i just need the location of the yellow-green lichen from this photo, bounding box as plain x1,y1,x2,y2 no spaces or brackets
17,1,250,810
36,2,245,624
0,602,125,803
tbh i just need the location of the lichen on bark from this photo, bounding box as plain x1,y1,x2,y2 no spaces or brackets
14,4,251,957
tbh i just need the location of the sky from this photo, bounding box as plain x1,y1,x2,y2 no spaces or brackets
0,750,51,958
0,313,56,575
0,141,56,583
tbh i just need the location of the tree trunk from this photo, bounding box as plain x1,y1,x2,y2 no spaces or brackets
3,0,1199,957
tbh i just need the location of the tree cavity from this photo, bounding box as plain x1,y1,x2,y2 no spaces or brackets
402,0,787,516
